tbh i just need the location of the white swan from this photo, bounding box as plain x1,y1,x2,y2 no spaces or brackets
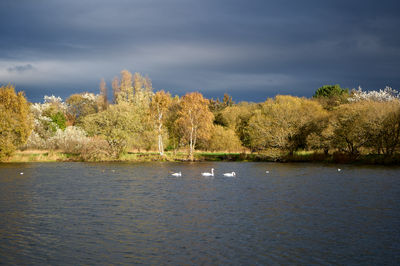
223,172,236,177
201,168,214,177
171,171,182,177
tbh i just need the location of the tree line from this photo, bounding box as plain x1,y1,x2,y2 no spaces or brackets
1,70,400,161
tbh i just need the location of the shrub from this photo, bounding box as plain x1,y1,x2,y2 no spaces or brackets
24,131,47,150
47,126,89,153
80,136,112,161
208,125,243,152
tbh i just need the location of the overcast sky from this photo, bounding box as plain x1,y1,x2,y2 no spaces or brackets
1,0,399,102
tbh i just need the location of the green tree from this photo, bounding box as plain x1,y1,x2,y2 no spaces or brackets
82,103,142,157
50,112,67,131
313,84,348,98
0,85,32,159
313,84,349,109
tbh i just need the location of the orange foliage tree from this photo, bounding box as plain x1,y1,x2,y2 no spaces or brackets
176,92,214,160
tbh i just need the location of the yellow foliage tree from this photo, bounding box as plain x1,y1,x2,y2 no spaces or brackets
150,90,172,155
208,125,243,152
116,69,133,103
331,101,400,157
247,95,325,153
112,76,120,104
0,85,32,159
176,92,214,160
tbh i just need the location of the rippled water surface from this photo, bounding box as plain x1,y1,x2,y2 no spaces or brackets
1,162,400,265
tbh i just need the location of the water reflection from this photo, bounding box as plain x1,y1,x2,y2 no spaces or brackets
0,162,399,264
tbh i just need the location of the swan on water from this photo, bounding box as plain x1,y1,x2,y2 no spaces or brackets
171,172,182,177
338,168,341,172
266,170,269,174
223,172,236,177
202,168,214,177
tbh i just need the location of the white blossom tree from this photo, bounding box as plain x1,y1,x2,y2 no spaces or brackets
349,86,400,102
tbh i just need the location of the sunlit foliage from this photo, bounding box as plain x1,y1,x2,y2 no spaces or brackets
0,85,32,159
176,92,214,160
247,95,325,153
3,70,400,162
150,90,172,155
47,126,89,153
66,93,100,125
207,125,242,152
82,103,142,158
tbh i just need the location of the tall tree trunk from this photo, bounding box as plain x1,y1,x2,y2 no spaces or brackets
189,126,194,161
189,114,195,161
157,113,164,156
158,134,163,156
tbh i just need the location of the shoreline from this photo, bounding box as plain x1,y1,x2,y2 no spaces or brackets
2,150,400,165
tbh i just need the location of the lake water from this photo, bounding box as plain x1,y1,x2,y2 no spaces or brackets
0,162,399,265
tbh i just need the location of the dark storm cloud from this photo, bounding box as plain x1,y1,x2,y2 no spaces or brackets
1,0,399,102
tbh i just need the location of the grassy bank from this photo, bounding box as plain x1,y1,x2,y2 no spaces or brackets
2,150,400,165
4,150,82,163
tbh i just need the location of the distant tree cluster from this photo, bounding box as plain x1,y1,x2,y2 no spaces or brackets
1,78,400,161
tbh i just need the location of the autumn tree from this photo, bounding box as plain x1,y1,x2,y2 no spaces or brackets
379,107,400,156
330,102,370,157
357,101,400,156
133,72,144,95
165,95,182,153
209,93,234,112
213,102,259,149
247,95,325,153
0,85,32,159
305,114,334,155
66,93,100,125
207,125,242,152
150,90,172,155
126,73,155,151
112,76,120,104
99,78,108,110
117,69,133,103
176,92,214,160
133,72,153,108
